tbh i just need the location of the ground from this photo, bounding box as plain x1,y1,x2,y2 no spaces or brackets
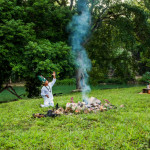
0,85,150,149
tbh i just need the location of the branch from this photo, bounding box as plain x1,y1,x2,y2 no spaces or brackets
91,7,109,32
83,13,125,47
70,0,73,10
90,0,95,15
7,86,22,99
56,0,61,5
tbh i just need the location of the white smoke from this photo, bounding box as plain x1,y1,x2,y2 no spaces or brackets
68,0,91,104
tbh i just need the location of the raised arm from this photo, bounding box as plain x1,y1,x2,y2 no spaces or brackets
50,72,56,87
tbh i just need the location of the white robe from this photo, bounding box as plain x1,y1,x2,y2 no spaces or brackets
40,78,56,107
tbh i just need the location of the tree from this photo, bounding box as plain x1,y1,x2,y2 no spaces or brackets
12,40,74,97
24,0,72,42
72,0,150,86
0,0,74,97
0,18,35,88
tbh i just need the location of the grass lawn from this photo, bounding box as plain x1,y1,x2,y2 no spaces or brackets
0,86,150,149
0,84,143,102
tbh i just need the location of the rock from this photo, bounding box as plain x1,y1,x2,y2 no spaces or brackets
66,103,78,109
66,103,71,108
100,105,104,112
84,109,89,114
92,109,100,113
77,101,82,107
81,102,86,105
91,103,96,107
88,97,101,105
86,105,91,108
65,107,73,113
68,113,73,115
92,110,97,113
104,103,109,107
109,106,113,109
89,107,94,111
76,106,82,111
82,105,86,110
96,108,100,111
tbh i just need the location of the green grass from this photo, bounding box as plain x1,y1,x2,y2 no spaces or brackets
0,86,150,149
0,86,26,102
0,84,143,102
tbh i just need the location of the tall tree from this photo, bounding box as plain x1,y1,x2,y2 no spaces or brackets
72,0,150,87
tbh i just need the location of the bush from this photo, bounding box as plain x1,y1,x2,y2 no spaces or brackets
90,78,125,85
13,40,74,98
105,78,125,84
140,72,150,83
56,78,76,85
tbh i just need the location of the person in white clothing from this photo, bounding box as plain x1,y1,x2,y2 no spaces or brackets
38,72,56,107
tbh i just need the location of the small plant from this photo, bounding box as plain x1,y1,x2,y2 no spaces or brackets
142,72,150,84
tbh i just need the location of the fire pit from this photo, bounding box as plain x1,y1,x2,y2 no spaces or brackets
54,97,116,115
33,97,118,118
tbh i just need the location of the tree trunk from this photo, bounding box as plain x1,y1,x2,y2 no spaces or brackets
76,69,82,89
70,0,74,10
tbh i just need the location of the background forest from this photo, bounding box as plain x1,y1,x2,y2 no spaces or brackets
1,0,150,97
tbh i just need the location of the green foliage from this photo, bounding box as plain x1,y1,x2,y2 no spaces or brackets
0,0,74,96
12,40,74,97
90,78,126,85
0,58,11,89
24,0,72,41
87,2,150,82
55,78,76,85
0,18,35,88
141,72,150,83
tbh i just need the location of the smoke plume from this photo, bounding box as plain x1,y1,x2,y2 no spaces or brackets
68,0,91,104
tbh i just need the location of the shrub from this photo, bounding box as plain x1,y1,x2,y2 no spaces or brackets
90,77,125,85
140,72,150,84
105,78,125,84
56,78,76,85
